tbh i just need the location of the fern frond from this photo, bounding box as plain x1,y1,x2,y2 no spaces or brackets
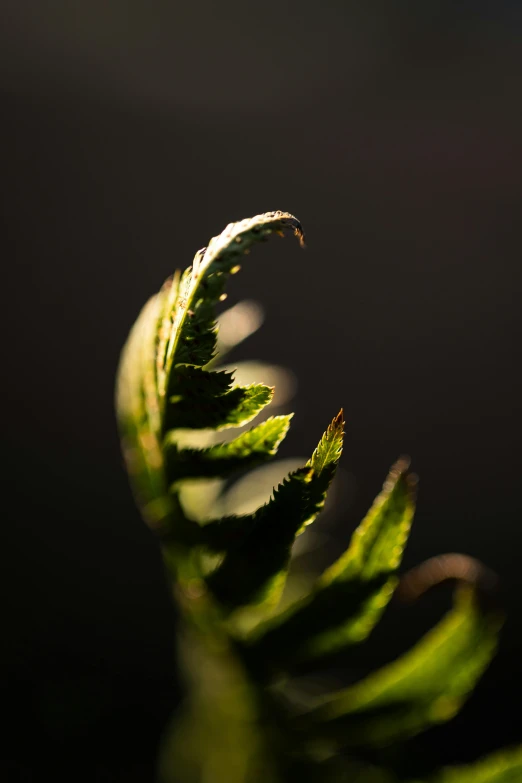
116,210,304,539
116,211,515,783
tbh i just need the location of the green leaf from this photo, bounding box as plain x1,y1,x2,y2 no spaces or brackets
297,586,503,749
167,364,235,402
155,272,181,400
163,365,274,432
307,411,345,476
217,360,297,409
246,459,415,670
164,415,292,482
171,382,274,432
115,293,173,530
116,211,304,531
161,211,304,386
309,458,416,652
206,412,344,611
426,746,522,783
322,458,415,584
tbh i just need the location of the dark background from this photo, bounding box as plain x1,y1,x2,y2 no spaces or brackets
1,2,521,780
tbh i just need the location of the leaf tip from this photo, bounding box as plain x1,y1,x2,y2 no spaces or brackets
393,454,411,472
332,408,345,430
276,211,306,248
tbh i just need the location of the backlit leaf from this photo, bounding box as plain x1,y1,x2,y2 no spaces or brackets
206,412,344,611
297,586,502,748
248,460,415,670
164,415,292,482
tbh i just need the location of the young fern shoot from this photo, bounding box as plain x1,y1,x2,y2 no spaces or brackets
116,211,520,783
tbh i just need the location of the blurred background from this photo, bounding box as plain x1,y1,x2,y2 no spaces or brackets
1,1,521,780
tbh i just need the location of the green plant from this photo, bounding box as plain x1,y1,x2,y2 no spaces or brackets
116,211,521,782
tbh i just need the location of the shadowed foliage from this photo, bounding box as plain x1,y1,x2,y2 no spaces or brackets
116,212,520,783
